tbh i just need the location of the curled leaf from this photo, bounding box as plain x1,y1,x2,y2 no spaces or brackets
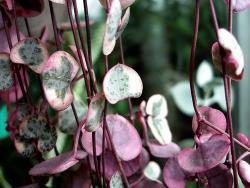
10,38,49,73
238,160,250,187
147,117,172,145
211,29,244,80
85,94,105,132
29,150,87,176
143,161,161,181
192,106,227,142
0,53,13,91
103,0,122,55
146,94,168,117
177,135,230,173
103,64,143,104
115,7,130,39
42,51,79,111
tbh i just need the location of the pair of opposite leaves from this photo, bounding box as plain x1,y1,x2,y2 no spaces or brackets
7,37,143,111
163,106,232,188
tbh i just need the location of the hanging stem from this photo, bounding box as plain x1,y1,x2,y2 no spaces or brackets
118,37,134,124
189,0,201,120
208,1,238,187
71,0,98,94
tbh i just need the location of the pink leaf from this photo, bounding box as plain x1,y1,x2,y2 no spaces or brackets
177,135,230,173
203,164,233,188
225,0,250,12
116,7,130,39
68,45,88,71
106,114,142,161
236,133,250,148
211,29,244,80
192,106,227,142
29,151,87,176
81,125,105,156
42,51,79,111
148,141,180,158
238,160,250,187
10,37,49,73
163,158,187,188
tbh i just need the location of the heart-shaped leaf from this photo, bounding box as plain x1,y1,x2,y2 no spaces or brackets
177,135,230,173
103,0,122,55
163,158,187,188
203,164,233,188
58,100,87,135
39,25,49,43
147,141,180,158
81,125,105,156
15,0,44,17
238,160,250,187
42,51,79,111
143,161,161,181
103,64,143,104
99,0,135,9
49,0,65,4
115,7,130,39
110,171,124,188
14,137,36,157
192,106,227,142
225,0,250,12
211,29,244,80
19,114,57,153
236,133,250,148
106,114,142,161
82,114,142,161
0,53,13,91
146,94,168,117
29,150,87,176
147,117,172,145
85,94,105,132
10,38,49,73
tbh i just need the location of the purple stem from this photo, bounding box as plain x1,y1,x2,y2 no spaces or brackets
65,0,92,101
189,0,201,120
1,10,29,104
208,1,238,187
118,37,134,124
71,0,98,93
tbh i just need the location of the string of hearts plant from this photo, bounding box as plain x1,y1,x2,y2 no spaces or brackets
1,0,250,187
